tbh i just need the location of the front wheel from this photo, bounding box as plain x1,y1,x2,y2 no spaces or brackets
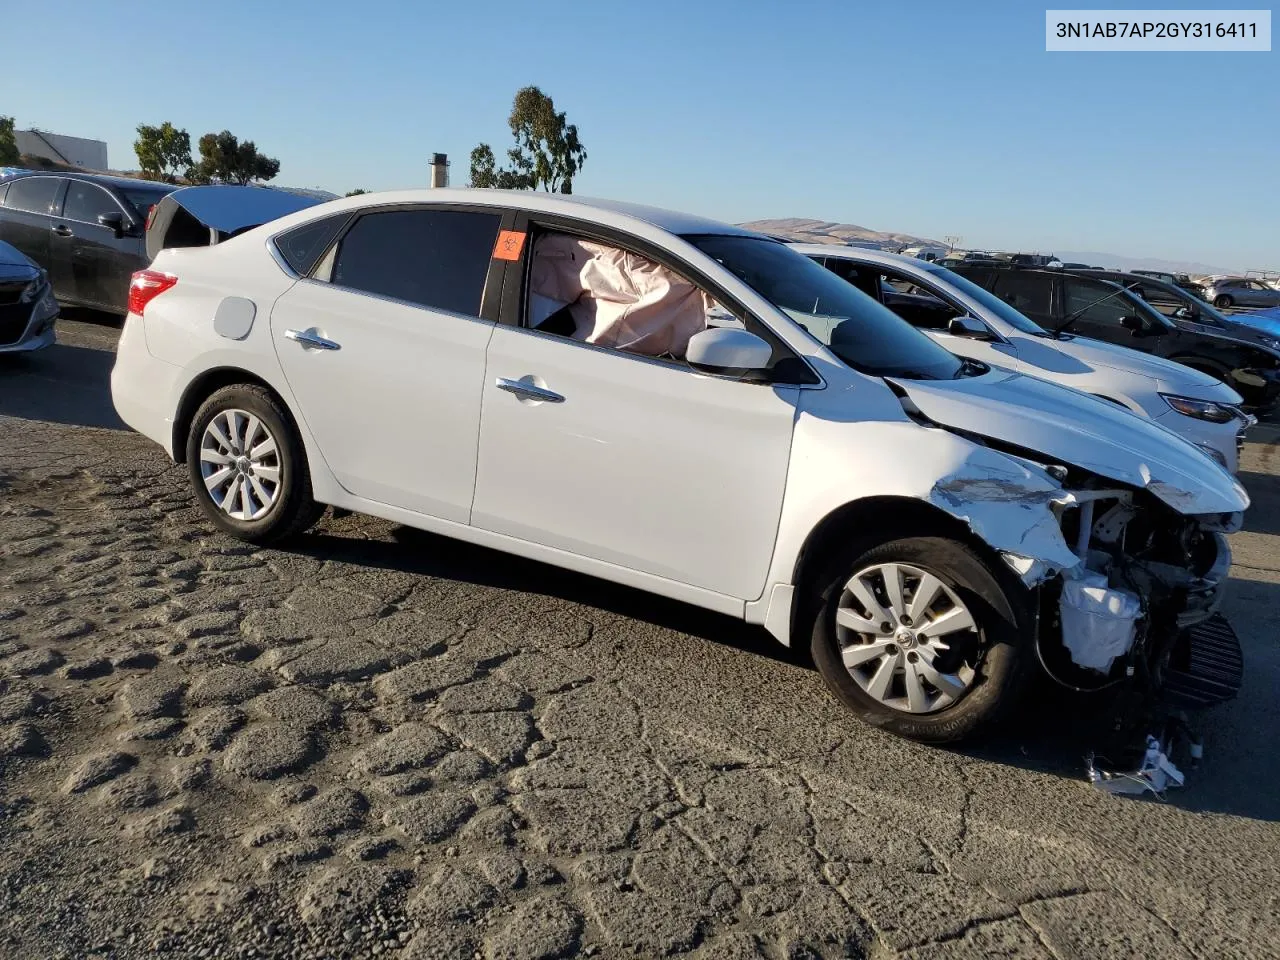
809,536,1031,743
1213,294,1233,309
186,384,324,545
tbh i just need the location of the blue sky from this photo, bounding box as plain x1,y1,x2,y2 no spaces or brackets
8,1,1277,267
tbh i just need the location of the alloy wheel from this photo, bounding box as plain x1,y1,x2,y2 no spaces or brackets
198,408,282,521
835,562,981,714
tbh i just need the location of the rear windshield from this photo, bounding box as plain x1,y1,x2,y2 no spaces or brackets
685,234,964,380
120,185,175,219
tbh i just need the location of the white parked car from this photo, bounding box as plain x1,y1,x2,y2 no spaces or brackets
791,245,1252,473
111,191,1248,743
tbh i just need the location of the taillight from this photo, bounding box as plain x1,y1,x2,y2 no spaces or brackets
127,270,177,316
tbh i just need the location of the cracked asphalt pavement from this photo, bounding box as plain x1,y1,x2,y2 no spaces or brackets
0,314,1278,959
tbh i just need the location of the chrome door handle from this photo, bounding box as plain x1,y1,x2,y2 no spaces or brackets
496,377,564,403
284,328,341,351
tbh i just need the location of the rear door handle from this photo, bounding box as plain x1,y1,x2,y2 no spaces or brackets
51,224,73,237
284,328,341,351
496,377,564,403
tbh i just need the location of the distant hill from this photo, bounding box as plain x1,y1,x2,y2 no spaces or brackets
739,219,1248,276
1052,251,1235,276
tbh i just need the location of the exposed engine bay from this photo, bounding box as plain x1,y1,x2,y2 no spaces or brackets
1036,475,1241,704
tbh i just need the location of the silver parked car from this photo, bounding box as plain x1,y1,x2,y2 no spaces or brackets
1202,277,1280,310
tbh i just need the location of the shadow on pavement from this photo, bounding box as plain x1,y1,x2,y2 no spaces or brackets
0,342,125,430
294,523,805,670
1238,470,1280,536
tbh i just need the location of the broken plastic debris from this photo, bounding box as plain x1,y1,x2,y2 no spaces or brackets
1087,736,1185,799
1059,572,1141,672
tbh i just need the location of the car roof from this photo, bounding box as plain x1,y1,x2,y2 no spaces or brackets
4,170,174,192
785,243,925,268
302,188,764,239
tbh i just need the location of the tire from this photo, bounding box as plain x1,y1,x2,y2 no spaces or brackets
186,384,324,545
808,536,1032,743
1213,295,1233,309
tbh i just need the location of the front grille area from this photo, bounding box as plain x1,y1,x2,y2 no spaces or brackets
1160,614,1244,709
0,278,32,306
0,303,33,346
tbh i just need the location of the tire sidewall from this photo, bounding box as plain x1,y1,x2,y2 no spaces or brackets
186,386,307,543
1214,295,1232,308
809,536,1030,743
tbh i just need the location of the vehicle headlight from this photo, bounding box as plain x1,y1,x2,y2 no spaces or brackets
1160,393,1240,423
19,272,47,303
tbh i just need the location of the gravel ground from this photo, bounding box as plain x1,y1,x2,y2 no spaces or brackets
0,315,1278,960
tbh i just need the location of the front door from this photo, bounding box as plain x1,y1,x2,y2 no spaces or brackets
1060,276,1165,354
471,228,799,601
269,206,505,522
57,179,139,311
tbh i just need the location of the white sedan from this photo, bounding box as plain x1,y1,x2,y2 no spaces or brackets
111,190,1247,743
791,245,1251,473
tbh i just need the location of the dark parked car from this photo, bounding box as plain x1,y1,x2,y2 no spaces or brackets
950,263,1280,411
1130,269,1206,300
0,240,59,353
0,172,175,314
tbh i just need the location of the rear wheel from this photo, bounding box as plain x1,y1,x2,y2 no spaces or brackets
1214,294,1233,309
809,536,1031,743
186,384,324,544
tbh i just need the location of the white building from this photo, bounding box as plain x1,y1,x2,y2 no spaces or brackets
14,129,108,171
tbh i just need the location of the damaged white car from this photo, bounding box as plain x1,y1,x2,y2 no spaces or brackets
110,189,1249,742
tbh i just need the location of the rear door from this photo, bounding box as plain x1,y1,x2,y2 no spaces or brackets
269,205,505,522
0,176,63,281
57,180,139,311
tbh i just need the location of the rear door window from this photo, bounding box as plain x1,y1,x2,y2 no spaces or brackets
62,181,121,223
991,271,1053,320
5,177,62,215
330,209,501,316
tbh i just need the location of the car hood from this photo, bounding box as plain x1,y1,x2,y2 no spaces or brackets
888,368,1249,515
1173,314,1280,354
0,240,40,277
1052,332,1229,393
1222,307,1280,340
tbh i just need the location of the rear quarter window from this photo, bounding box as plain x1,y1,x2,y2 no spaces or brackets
274,213,350,276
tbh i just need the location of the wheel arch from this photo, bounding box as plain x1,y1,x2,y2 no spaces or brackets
787,495,1017,647
172,367,290,465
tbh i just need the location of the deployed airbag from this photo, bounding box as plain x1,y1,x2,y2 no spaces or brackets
529,233,710,358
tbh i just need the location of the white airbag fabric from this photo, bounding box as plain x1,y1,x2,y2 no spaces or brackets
1059,573,1141,673
530,234,710,358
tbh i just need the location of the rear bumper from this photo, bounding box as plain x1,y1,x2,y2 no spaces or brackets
110,313,182,458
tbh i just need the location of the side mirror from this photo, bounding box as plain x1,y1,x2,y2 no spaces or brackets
97,211,125,238
947,315,991,339
686,328,773,378
1120,315,1148,336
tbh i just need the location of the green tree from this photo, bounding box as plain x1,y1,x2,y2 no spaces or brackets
133,122,192,182
190,130,280,185
0,116,19,166
469,86,586,193
345,188,368,197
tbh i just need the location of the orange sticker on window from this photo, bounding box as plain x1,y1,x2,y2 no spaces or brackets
493,230,527,261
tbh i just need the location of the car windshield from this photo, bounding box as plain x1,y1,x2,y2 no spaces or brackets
120,185,175,220
685,235,964,380
1126,276,1231,324
918,262,1051,337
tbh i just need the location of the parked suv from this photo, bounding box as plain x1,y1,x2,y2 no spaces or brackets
1201,277,1280,310
950,263,1280,411
1069,267,1280,344
0,172,175,314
